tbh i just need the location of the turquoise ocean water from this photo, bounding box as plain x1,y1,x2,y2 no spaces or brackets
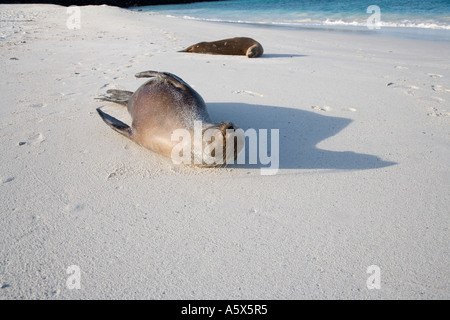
133,0,450,41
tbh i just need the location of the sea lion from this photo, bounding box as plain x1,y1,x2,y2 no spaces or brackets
96,71,244,167
179,37,264,58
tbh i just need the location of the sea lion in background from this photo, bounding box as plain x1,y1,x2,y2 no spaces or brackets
179,37,264,58
96,71,244,167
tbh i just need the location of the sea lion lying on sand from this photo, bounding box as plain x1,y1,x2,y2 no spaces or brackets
96,71,244,167
179,37,264,58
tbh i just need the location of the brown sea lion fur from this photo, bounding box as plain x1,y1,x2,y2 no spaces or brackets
96,71,244,166
179,37,264,58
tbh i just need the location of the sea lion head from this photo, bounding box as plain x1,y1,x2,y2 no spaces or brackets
200,122,245,167
246,43,264,58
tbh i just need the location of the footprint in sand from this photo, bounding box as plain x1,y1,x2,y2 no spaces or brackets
64,203,86,213
431,84,450,93
395,66,408,70
233,90,264,97
427,73,443,79
387,82,420,96
2,177,15,184
419,96,445,104
311,105,331,112
19,133,45,147
342,107,357,112
107,165,131,180
405,85,421,96
28,103,47,108
28,132,45,146
427,107,450,117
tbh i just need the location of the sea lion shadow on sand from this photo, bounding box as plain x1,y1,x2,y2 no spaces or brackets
208,102,397,171
259,53,308,59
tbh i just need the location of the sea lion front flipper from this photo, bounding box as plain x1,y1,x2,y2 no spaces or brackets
96,108,133,140
177,45,194,53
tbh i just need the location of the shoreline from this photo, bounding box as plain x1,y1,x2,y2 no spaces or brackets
171,17,450,43
134,2,450,42
1,4,449,300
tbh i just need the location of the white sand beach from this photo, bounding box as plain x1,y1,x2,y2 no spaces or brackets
0,4,449,299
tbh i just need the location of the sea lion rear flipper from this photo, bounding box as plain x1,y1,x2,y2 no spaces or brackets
96,89,133,106
135,71,160,78
136,71,188,91
96,108,133,139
